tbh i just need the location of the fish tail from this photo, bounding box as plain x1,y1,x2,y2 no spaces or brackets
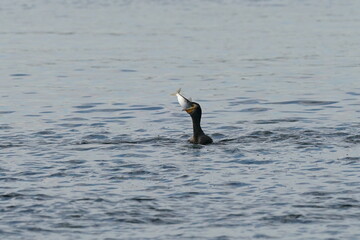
170,88,181,96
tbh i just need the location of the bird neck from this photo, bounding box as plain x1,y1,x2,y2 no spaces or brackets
191,114,204,137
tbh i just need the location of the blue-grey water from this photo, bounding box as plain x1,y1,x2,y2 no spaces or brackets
1,0,360,239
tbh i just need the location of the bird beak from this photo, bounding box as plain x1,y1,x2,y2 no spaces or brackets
185,104,196,114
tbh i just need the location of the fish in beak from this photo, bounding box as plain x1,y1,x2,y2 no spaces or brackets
171,88,193,111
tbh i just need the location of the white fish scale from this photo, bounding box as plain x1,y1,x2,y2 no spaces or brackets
176,93,191,110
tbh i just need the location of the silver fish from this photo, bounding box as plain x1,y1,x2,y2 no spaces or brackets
171,88,192,110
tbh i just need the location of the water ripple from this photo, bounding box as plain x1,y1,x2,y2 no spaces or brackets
73,106,163,113
267,100,338,106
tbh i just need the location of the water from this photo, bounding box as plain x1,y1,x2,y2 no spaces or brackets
1,0,360,239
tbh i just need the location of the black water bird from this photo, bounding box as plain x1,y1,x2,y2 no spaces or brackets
172,89,213,145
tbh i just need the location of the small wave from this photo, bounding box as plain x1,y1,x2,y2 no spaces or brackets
61,117,88,121
83,134,109,140
228,99,264,106
10,73,30,77
0,143,23,149
222,181,251,187
302,191,334,196
254,118,299,124
346,91,360,96
339,157,360,165
54,222,87,229
73,106,163,113
345,135,360,143
239,107,271,112
115,153,149,158
268,100,337,106
34,130,57,135
57,123,84,128
73,103,105,109
262,214,311,224
77,136,176,145
293,204,325,209
0,111,15,115
229,159,274,165
1,192,24,200
128,196,156,202
0,124,12,130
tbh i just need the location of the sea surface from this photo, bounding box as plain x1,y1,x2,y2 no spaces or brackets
1,0,360,239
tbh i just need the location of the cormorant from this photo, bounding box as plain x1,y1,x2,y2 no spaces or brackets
172,89,213,145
